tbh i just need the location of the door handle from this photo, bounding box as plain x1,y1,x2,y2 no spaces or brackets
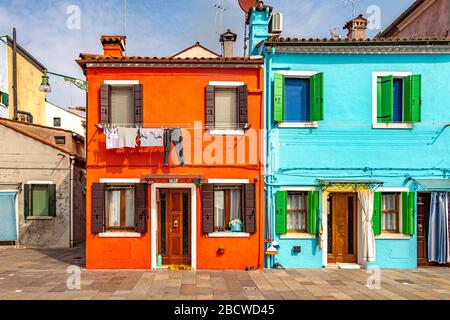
173,220,179,229
418,224,423,233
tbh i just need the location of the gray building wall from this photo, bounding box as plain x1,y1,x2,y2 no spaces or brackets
0,125,74,248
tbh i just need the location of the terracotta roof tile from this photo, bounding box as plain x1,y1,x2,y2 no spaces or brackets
77,54,263,68
261,36,450,47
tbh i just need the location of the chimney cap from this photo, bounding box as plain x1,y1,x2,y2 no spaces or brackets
100,35,126,51
343,14,368,30
220,29,237,42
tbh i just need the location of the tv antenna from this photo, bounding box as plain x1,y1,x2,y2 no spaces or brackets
343,0,359,38
214,0,228,34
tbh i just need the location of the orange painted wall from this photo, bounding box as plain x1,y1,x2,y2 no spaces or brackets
85,66,264,270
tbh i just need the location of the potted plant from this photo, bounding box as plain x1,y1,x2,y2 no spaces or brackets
229,218,243,232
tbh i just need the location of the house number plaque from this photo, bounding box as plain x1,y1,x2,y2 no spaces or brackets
169,178,178,184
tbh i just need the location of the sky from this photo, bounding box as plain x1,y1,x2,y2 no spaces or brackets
0,0,415,108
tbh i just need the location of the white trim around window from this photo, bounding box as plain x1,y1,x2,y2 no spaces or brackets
276,70,320,128
279,186,317,192
25,181,55,185
375,187,410,239
208,179,250,184
280,233,316,240
208,232,250,238
278,122,318,128
209,129,245,136
208,81,244,87
99,232,141,238
104,80,140,85
372,72,412,129
99,178,141,184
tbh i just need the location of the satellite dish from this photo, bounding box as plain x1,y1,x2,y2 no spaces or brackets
238,0,257,13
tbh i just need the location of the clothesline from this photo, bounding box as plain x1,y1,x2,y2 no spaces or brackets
96,123,249,130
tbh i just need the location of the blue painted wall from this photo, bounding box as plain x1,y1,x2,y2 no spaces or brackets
264,52,450,268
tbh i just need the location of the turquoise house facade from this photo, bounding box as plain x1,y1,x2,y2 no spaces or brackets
248,5,450,269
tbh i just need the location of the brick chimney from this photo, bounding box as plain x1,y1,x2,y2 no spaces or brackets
100,35,126,57
220,29,237,57
343,14,368,40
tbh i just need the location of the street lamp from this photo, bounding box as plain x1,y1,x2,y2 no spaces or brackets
40,70,88,93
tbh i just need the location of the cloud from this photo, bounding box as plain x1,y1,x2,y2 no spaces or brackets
0,0,415,108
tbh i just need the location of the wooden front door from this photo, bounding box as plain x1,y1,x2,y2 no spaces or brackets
328,193,357,264
158,189,191,265
417,193,430,266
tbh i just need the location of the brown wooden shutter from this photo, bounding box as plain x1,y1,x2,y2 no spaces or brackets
244,183,256,233
205,85,215,129
134,84,144,126
100,84,110,124
237,85,249,129
202,184,215,234
91,183,105,234
135,183,148,233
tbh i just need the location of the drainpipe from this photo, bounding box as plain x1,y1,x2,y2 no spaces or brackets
12,28,18,120
70,156,75,248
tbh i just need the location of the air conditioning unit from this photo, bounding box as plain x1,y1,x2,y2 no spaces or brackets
269,13,283,34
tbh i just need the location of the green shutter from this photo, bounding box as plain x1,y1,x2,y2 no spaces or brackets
48,184,56,217
275,191,287,234
307,191,319,235
273,73,285,122
310,73,324,121
1,92,9,107
24,184,30,218
402,192,415,235
372,192,382,235
404,75,421,123
377,75,393,123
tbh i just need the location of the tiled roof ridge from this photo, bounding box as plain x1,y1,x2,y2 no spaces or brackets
264,36,450,44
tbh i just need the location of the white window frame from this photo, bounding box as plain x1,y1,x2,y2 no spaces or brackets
24,181,56,219
276,71,319,128
208,81,245,136
372,72,413,129
99,178,141,236
375,187,411,240
279,186,317,239
104,80,139,85
207,182,248,238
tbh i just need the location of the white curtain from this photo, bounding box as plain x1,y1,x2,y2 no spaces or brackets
125,189,135,227
108,190,121,227
214,191,225,228
358,189,376,263
229,190,241,221
287,193,306,230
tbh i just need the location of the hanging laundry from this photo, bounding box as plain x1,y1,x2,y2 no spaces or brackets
139,128,164,147
118,127,138,148
164,128,185,166
104,127,119,150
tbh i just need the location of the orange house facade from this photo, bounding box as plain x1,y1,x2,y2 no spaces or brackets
78,36,264,270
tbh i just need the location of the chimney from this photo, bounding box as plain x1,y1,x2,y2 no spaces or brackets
100,35,126,57
343,14,368,40
248,1,271,56
220,29,237,57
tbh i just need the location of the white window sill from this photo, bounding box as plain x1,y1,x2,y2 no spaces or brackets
98,232,141,238
209,129,245,136
375,233,411,240
278,122,318,128
26,216,54,221
280,233,316,239
372,123,413,129
208,232,250,238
